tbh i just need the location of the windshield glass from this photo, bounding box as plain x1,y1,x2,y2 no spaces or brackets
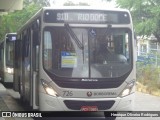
5,41,14,67
43,27,132,78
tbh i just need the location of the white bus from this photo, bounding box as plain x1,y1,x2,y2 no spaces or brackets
13,7,136,111
0,33,16,83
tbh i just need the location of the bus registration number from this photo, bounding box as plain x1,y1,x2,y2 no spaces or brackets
81,106,98,111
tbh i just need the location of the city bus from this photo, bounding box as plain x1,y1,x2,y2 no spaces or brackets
0,33,16,83
13,7,136,111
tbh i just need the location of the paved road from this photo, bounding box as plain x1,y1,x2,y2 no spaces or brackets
134,92,160,111
0,83,160,120
115,92,160,120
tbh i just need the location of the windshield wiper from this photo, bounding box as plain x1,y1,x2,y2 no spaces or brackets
64,23,84,49
101,24,112,41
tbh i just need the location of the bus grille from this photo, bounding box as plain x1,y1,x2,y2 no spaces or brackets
64,100,115,110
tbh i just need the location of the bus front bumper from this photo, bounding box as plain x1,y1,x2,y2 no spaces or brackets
39,92,135,111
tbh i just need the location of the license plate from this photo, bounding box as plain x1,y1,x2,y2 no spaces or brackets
81,106,98,111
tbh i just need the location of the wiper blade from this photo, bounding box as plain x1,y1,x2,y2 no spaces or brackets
64,23,84,49
101,24,112,41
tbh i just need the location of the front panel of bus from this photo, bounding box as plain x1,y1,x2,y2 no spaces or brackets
0,42,4,81
4,34,16,83
39,9,136,111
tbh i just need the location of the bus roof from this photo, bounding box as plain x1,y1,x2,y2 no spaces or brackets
5,33,17,36
42,6,129,12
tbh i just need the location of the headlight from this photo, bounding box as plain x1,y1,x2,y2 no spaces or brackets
6,67,14,74
120,80,135,97
41,79,58,97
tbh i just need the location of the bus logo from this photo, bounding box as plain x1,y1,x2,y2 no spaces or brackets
87,92,92,97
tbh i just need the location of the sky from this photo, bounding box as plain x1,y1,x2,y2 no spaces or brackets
51,0,116,8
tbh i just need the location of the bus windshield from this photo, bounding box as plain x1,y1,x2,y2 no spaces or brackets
43,26,132,78
5,40,14,67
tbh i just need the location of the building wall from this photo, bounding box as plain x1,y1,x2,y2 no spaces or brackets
137,36,160,65
137,36,160,56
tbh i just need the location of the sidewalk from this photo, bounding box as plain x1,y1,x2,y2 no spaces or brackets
0,83,6,94
0,83,10,120
0,83,33,120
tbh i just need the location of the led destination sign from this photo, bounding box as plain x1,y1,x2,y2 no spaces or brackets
44,10,130,24
57,12,109,22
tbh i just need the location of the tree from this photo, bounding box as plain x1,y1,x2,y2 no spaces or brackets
78,2,89,6
102,0,112,2
63,1,75,6
116,0,160,42
0,0,50,40
24,0,50,7
63,0,89,6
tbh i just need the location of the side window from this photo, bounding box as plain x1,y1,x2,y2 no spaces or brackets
113,32,130,60
44,31,52,70
0,44,2,61
125,32,130,59
15,40,21,68
22,34,28,58
32,30,39,71
6,41,14,66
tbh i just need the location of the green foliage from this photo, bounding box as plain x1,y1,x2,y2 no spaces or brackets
116,0,160,42
63,1,89,6
24,0,50,7
102,0,112,2
136,62,160,93
0,0,50,41
63,1,75,6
